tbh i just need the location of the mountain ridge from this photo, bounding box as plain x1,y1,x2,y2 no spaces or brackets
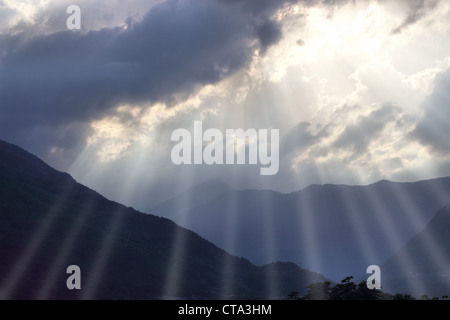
153,176,450,281
0,139,327,299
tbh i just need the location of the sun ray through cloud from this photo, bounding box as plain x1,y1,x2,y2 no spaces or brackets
0,180,78,299
35,196,96,299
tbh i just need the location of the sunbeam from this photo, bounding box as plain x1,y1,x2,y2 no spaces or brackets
0,180,78,299
218,189,240,299
161,172,197,299
80,206,125,300
295,180,321,277
260,191,282,299
35,196,96,300
364,183,426,295
336,185,378,270
385,179,450,292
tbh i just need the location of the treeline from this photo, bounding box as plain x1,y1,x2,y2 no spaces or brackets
289,276,448,300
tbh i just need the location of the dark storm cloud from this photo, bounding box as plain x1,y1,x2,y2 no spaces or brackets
256,20,283,52
0,0,294,166
1,1,247,126
333,104,400,155
413,70,450,154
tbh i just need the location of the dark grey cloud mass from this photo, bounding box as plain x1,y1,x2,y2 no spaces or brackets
0,0,294,167
413,70,450,154
256,20,283,52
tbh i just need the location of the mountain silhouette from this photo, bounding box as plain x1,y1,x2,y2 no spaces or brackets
152,178,450,281
0,139,326,299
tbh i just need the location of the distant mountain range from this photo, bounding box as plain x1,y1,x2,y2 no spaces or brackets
0,139,326,299
152,177,450,282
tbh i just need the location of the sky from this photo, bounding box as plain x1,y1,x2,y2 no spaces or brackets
1,0,450,209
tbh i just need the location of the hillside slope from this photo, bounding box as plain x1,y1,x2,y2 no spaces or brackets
0,139,326,299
